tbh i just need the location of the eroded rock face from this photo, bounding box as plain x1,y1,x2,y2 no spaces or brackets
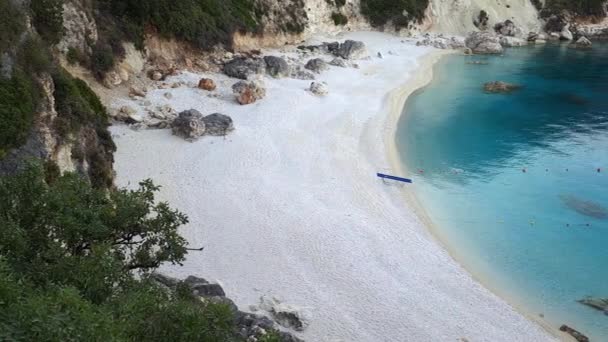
483,81,521,93
223,57,266,80
232,80,266,105
305,58,328,74
465,31,504,54
494,20,517,37
57,1,98,54
264,56,290,78
172,109,206,141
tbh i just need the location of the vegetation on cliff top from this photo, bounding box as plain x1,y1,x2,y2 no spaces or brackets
360,0,429,28
541,0,607,16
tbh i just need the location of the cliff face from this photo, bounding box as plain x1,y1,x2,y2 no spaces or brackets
425,0,542,36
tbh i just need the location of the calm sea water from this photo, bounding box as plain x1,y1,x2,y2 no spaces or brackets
397,44,608,339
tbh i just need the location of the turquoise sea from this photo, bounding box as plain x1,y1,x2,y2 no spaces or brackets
397,43,608,339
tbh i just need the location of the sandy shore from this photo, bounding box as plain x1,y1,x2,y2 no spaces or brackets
111,32,556,341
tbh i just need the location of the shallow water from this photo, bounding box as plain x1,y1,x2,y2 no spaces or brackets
397,43,608,339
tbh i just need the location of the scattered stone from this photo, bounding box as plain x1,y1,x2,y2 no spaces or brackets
198,78,217,91
264,56,290,78
163,92,173,99
334,40,367,60
569,36,593,49
329,57,349,68
114,106,143,124
224,57,266,80
465,31,503,54
559,325,589,342
232,80,266,105
377,52,383,58
202,113,234,136
578,297,608,314
151,71,163,81
129,86,147,98
172,109,206,141
483,81,521,93
309,82,328,96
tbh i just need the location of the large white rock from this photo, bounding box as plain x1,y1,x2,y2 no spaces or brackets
465,31,504,54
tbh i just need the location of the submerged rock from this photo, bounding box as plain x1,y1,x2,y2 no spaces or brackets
483,81,521,93
465,31,503,54
560,194,608,219
578,297,608,314
559,325,589,342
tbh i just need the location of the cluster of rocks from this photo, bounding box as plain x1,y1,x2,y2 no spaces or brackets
152,274,304,342
172,109,234,141
465,31,504,54
297,40,368,60
569,36,593,49
252,296,312,332
483,81,521,94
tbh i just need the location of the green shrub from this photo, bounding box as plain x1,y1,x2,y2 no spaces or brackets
360,0,429,28
90,42,115,79
0,0,26,54
30,0,65,44
332,12,349,25
0,69,38,157
543,0,607,16
335,0,347,7
17,37,52,74
66,47,86,65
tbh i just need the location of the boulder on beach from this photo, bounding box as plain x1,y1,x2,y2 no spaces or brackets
232,80,266,105
309,82,328,96
305,58,328,74
334,40,367,60
264,56,290,78
465,31,503,54
329,57,349,68
569,36,593,49
198,78,217,91
483,81,521,93
172,109,206,141
223,57,266,80
202,113,234,136
559,325,589,342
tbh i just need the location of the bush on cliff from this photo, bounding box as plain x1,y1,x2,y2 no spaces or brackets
542,0,607,16
361,0,429,28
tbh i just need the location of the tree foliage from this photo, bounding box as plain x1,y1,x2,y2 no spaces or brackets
0,165,244,341
360,0,430,28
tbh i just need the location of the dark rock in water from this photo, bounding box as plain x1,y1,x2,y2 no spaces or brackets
578,297,608,315
560,194,608,219
559,324,589,342
483,81,521,93
560,92,588,105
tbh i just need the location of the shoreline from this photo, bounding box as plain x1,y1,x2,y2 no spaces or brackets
111,31,557,341
383,51,566,340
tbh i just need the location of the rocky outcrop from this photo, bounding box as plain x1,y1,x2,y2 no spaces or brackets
559,325,589,342
416,34,465,49
152,274,303,342
232,80,266,105
305,58,328,74
223,57,266,80
309,82,328,96
499,36,527,47
494,20,518,37
483,81,521,93
335,40,367,60
264,56,290,78
256,296,312,332
57,1,98,54
569,36,593,49
465,31,503,54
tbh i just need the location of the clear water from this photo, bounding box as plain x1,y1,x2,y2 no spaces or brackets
397,44,608,340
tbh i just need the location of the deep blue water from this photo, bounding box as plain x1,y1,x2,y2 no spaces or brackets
397,44,608,340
